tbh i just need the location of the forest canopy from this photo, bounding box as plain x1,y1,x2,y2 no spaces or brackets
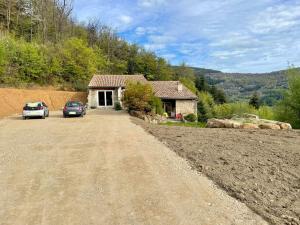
0,0,177,90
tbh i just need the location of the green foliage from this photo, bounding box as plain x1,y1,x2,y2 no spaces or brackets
184,113,197,122
150,96,164,115
195,75,209,92
114,101,122,111
249,92,260,109
197,91,215,121
275,68,300,128
197,100,206,122
203,71,288,104
60,38,98,83
210,85,227,104
213,102,256,119
122,82,155,113
213,102,275,120
179,77,198,93
0,37,47,85
257,106,275,120
174,63,196,81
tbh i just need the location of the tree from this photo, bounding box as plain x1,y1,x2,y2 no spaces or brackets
197,91,215,121
174,62,195,81
60,38,99,83
249,92,260,109
215,89,227,104
195,75,208,92
197,100,207,122
275,68,300,128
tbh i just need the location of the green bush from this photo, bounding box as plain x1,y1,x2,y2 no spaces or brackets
213,102,275,120
114,101,122,111
275,68,300,128
122,82,154,113
184,113,197,122
197,91,215,121
150,96,164,115
257,106,275,120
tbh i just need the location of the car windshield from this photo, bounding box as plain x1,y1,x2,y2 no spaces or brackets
66,102,80,107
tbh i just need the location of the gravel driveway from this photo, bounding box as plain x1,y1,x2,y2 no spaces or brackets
0,110,267,225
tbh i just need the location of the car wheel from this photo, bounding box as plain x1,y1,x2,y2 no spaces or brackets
23,116,27,120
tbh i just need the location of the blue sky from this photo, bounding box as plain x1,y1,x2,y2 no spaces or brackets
73,0,300,73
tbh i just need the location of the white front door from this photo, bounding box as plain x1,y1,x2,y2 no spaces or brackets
98,91,114,107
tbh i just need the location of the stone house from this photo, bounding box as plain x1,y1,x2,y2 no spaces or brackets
88,74,197,117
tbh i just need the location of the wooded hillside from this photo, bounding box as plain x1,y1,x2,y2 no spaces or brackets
0,0,194,90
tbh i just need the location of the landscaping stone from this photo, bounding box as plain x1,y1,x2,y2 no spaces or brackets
207,115,292,130
206,119,226,128
259,123,281,130
277,122,292,130
240,123,260,129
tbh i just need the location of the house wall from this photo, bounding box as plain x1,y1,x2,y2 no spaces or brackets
88,88,119,108
175,100,197,115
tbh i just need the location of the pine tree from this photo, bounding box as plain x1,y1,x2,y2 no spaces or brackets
195,75,208,92
249,92,260,109
197,100,208,122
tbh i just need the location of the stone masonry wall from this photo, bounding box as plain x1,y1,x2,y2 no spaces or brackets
176,100,197,115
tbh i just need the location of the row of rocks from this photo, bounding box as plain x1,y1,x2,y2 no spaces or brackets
206,117,292,130
129,110,167,124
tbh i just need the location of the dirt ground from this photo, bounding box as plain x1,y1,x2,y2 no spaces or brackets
132,118,300,225
0,88,87,118
0,110,268,225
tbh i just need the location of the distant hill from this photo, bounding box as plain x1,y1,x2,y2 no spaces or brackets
190,68,293,105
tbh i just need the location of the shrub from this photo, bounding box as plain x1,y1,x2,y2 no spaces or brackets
197,91,215,121
213,102,275,120
150,96,164,115
257,106,275,120
213,102,256,119
114,101,122,111
122,81,154,113
275,68,300,128
184,113,197,122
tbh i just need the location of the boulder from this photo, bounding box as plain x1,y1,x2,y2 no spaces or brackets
259,123,281,130
242,113,259,120
277,122,292,130
240,123,259,129
129,110,145,120
206,119,226,128
223,120,242,128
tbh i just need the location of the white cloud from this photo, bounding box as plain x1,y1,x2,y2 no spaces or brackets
119,15,133,25
135,26,159,36
138,0,166,8
74,0,300,72
250,4,300,34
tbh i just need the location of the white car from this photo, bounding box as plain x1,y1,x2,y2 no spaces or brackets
22,102,49,120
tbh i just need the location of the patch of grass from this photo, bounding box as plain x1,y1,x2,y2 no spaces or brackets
160,121,206,128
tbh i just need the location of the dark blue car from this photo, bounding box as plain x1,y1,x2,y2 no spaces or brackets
63,101,86,117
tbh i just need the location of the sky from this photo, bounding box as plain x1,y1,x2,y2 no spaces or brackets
73,0,300,73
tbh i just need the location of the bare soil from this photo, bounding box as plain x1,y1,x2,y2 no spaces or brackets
0,88,87,118
0,110,267,225
132,118,300,225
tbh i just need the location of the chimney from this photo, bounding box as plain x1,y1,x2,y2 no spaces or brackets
177,82,183,92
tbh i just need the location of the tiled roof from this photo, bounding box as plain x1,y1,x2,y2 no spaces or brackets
88,75,197,100
88,75,147,88
150,81,197,100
